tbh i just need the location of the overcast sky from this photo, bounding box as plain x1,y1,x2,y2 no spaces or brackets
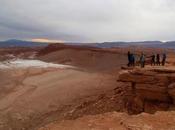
0,0,175,42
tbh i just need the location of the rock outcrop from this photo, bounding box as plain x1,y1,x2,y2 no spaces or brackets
118,67,175,114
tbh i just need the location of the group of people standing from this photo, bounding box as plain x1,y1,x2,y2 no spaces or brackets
150,53,166,66
127,51,167,68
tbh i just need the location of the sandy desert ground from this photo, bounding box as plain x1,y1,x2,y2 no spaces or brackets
38,111,175,130
0,44,175,130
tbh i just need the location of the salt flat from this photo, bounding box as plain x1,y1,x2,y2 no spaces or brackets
0,59,74,69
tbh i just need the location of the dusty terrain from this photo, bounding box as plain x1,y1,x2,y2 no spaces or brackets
38,111,175,130
0,67,120,130
0,44,126,130
0,44,175,130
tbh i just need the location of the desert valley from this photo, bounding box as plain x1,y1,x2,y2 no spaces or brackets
0,42,175,130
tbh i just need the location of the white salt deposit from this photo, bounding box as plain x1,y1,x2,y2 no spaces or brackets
0,63,9,69
0,59,73,69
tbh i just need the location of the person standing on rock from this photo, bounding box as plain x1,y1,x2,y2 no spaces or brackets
130,53,135,67
156,54,160,66
127,51,131,67
162,53,167,66
132,54,135,66
151,54,156,66
140,53,145,68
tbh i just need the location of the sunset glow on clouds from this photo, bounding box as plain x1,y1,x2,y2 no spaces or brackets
31,38,64,43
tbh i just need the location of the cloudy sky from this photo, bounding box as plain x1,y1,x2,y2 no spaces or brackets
0,0,175,42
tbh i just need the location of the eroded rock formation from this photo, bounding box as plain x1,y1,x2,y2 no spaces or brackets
118,67,175,114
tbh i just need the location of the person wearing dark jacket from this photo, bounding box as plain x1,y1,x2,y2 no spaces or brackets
156,54,160,66
127,51,131,67
162,53,167,66
151,54,156,66
140,53,145,68
130,54,135,66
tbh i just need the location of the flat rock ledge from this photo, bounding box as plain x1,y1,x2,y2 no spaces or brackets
118,67,175,114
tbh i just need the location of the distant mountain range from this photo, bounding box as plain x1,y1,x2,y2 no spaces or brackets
67,41,175,49
1,39,175,49
0,39,48,47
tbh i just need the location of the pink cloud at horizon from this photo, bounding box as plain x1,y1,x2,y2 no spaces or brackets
31,38,64,43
